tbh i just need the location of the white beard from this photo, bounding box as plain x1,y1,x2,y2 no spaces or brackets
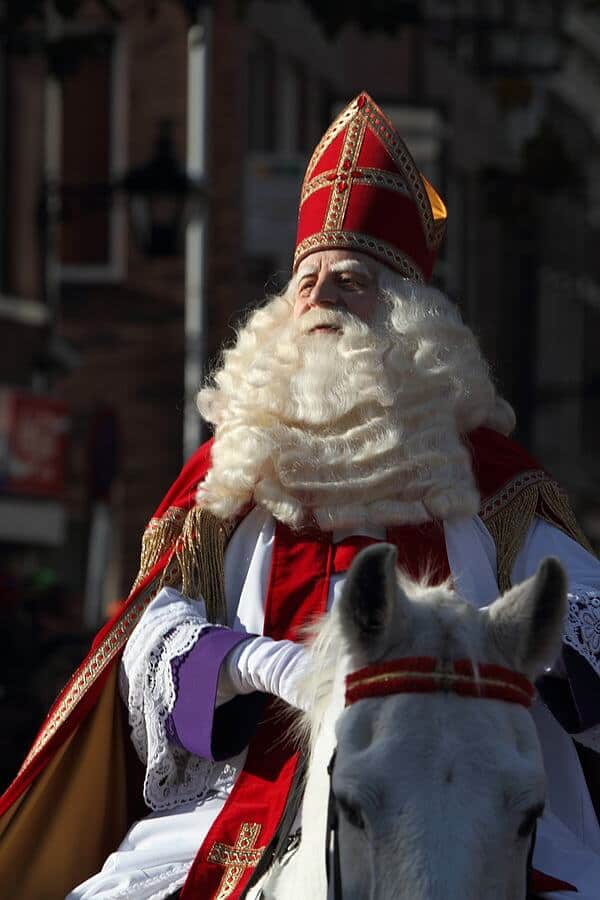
197,299,483,531
286,307,394,424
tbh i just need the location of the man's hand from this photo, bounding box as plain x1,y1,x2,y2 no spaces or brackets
218,636,309,711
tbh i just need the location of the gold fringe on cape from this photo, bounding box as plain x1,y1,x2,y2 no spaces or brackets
136,475,593,610
133,505,236,623
131,507,187,593
481,473,594,592
159,506,236,623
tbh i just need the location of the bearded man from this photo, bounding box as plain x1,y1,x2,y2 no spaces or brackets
1,93,600,900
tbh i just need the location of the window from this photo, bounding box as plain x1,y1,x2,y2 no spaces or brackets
58,28,127,281
247,37,277,153
2,53,45,302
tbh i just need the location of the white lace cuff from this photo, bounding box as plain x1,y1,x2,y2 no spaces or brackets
563,589,600,752
120,587,239,810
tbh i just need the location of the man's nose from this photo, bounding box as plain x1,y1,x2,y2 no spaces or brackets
309,277,342,307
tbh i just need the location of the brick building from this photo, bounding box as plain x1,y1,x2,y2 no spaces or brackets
530,3,600,539
1,0,595,631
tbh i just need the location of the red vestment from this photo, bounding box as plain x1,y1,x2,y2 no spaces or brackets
0,429,586,897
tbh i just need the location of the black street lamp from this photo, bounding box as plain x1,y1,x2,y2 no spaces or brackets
33,116,203,388
119,120,205,257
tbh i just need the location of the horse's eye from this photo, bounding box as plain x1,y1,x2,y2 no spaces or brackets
337,796,365,830
517,803,544,838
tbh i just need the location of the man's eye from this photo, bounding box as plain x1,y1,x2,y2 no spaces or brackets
339,278,366,291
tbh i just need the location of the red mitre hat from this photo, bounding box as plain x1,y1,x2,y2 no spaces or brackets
294,92,447,282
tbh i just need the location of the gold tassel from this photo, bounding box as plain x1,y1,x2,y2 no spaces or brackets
537,480,595,556
131,507,187,593
159,507,236,623
483,477,596,592
483,485,540,593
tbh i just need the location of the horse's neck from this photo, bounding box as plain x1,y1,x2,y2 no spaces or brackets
272,665,347,898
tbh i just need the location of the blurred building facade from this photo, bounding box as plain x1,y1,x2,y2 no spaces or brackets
1,0,599,641
531,3,600,541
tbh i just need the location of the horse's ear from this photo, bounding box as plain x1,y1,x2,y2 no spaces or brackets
486,557,567,679
339,543,408,660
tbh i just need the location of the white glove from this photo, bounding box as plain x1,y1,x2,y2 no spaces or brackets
218,636,309,711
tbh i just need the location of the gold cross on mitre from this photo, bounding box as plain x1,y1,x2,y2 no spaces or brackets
207,821,266,900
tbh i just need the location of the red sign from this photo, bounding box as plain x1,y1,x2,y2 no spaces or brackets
0,388,69,498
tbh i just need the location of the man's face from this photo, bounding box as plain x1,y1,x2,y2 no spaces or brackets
292,249,379,329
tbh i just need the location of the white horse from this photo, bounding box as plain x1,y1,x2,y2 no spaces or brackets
251,543,567,900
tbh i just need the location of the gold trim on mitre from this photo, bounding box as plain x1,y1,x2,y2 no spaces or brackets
294,92,448,276
295,231,425,282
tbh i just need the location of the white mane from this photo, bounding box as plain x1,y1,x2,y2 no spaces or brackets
295,573,462,750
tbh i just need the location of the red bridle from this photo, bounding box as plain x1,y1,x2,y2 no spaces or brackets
345,656,535,708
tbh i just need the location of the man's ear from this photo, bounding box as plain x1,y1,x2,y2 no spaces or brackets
339,543,411,661
486,557,568,679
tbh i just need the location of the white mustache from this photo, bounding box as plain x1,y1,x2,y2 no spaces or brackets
297,307,349,335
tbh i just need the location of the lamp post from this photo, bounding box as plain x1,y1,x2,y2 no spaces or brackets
120,119,206,257
34,117,202,389
183,6,211,460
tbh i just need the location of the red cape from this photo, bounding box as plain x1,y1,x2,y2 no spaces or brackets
0,439,215,818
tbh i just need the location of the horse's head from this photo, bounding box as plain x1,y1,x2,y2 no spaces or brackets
329,543,567,900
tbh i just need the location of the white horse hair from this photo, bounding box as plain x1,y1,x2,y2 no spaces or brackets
251,544,567,900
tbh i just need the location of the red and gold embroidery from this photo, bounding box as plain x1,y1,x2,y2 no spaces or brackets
295,231,424,282
19,581,158,772
479,469,593,592
294,92,447,280
132,505,187,591
207,822,266,900
322,112,366,233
